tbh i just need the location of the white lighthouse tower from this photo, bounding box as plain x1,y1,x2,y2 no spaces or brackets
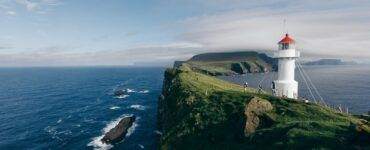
272,33,300,99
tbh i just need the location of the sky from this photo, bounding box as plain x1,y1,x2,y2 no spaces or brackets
0,0,369,66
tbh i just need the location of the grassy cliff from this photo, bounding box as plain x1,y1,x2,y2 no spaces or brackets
157,64,370,149
183,51,277,76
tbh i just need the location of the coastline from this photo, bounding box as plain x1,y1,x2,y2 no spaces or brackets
157,64,370,149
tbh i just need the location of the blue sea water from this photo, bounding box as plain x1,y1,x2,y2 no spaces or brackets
0,67,164,150
0,65,369,149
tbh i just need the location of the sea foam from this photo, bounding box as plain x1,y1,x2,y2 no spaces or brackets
138,90,149,93
126,88,136,93
109,106,120,110
115,95,129,99
138,144,145,149
129,105,146,110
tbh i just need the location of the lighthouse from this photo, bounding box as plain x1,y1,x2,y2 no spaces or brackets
272,34,300,99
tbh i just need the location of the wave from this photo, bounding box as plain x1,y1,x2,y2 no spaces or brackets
83,118,98,124
129,105,146,111
138,90,149,93
87,114,138,150
154,130,163,136
44,126,72,142
109,106,120,110
114,95,129,99
87,134,112,150
126,119,138,137
44,126,63,141
126,88,136,93
138,144,145,149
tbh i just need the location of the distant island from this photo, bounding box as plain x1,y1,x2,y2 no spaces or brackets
175,51,277,76
157,51,370,149
303,59,357,65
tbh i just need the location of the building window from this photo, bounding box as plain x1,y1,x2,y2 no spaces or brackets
283,43,289,50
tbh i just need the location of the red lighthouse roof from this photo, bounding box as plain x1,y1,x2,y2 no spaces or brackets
278,34,295,44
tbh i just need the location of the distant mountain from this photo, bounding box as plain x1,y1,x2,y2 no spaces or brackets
304,59,356,65
176,51,277,76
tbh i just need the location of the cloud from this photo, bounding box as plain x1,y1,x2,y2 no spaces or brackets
177,0,370,59
1,0,369,67
91,42,203,66
0,42,203,66
41,0,62,6
14,0,62,13
5,10,16,15
92,31,139,43
124,31,138,37
0,46,11,49
15,0,39,11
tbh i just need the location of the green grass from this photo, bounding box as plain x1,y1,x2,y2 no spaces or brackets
158,64,370,150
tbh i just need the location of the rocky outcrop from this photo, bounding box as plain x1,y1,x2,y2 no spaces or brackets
173,61,185,68
185,51,277,76
101,116,136,144
244,97,274,136
158,66,370,149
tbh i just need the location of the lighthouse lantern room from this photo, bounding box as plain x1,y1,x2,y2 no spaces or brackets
272,34,300,99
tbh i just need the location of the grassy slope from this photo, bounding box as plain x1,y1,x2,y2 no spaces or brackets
158,64,370,150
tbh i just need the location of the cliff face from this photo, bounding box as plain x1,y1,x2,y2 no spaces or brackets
157,64,370,150
184,51,277,76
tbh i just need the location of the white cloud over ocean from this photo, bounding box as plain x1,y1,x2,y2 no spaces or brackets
0,0,369,66
0,42,203,66
178,1,370,59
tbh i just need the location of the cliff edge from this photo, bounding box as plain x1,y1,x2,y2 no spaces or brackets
181,51,277,76
157,64,370,149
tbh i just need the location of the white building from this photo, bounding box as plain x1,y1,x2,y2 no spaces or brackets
272,34,300,99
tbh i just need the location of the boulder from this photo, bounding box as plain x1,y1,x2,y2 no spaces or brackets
101,116,136,144
244,97,274,136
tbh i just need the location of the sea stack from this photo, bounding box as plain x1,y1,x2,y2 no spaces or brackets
101,116,136,144
272,33,300,99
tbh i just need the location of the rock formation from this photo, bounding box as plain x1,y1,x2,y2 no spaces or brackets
184,51,277,76
158,65,370,149
101,116,136,144
244,97,274,136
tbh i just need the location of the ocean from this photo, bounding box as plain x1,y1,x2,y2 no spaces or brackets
0,65,369,149
0,67,164,150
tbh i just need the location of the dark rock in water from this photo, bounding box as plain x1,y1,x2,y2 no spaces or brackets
101,116,136,144
114,89,127,96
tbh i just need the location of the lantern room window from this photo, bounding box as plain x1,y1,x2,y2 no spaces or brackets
278,34,295,50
